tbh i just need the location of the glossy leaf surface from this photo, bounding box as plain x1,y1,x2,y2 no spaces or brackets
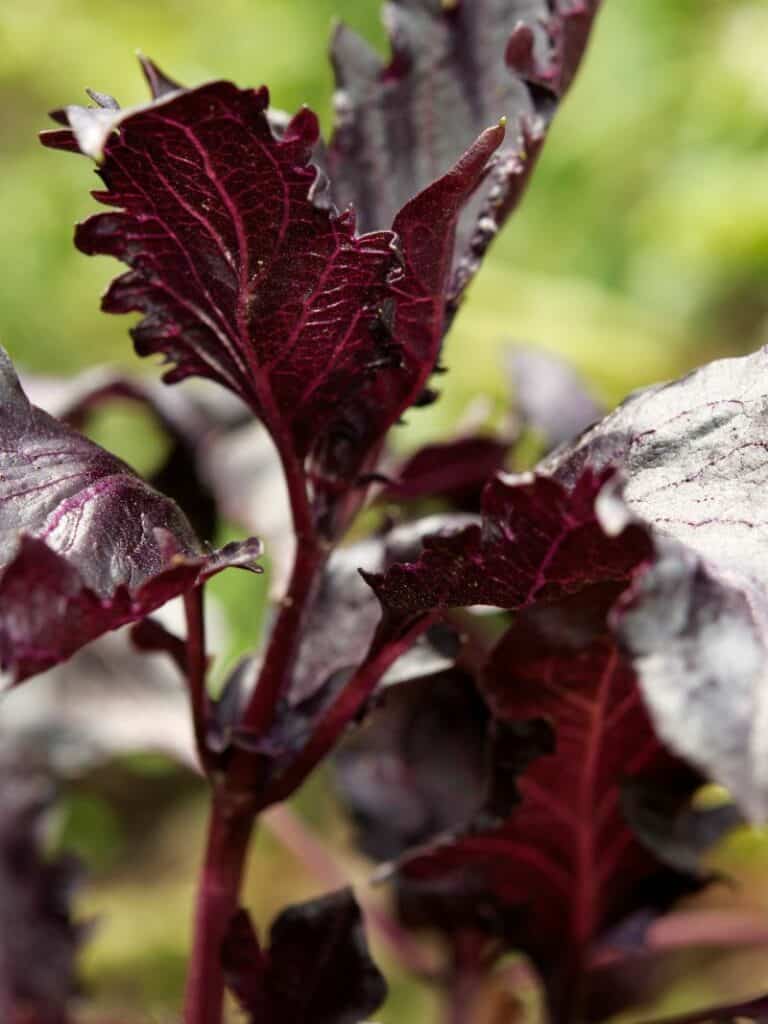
0,348,260,680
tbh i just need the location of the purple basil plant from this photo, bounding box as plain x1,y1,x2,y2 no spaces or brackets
2,0,767,1021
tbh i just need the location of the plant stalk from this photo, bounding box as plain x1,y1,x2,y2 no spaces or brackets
439,933,488,1024
183,794,255,1024
266,613,436,803
183,587,210,771
240,539,326,735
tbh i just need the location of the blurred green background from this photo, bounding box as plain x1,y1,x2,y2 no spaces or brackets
2,0,768,1020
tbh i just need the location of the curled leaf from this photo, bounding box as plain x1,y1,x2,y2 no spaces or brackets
328,0,602,310
0,347,260,681
222,888,387,1024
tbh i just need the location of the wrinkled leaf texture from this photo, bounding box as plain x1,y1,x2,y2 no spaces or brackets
366,466,652,619
540,345,768,822
373,346,768,822
366,349,768,1011
19,364,240,542
329,0,602,311
0,348,260,681
398,590,696,1016
42,65,504,528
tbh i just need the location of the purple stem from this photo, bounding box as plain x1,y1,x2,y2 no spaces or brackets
183,794,255,1024
183,587,211,772
440,934,487,1024
265,614,436,804
240,538,326,735
183,531,326,1019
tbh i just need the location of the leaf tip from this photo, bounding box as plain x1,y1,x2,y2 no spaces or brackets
136,52,183,99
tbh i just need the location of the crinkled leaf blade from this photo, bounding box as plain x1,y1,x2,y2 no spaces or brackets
538,345,768,821
328,0,602,309
366,468,651,620
45,70,503,521
399,592,696,1013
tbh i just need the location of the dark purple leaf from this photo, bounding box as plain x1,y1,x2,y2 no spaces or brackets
397,589,696,1016
138,54,182,100
0,767,84,1024
0,348,260,681
43,69,504,527
334,663,551,952
334,669,491,861
328,0,601,311
366,467,651,622
222,889,387,1024
19,365,237,542
0,535,259,684
534,346,768,821
372,346,768,821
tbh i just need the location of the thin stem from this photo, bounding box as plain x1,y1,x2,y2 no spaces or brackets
440,935,486,1024
240,539,326,735
183,793,255,1024
266,614,436,804
184,587,210,772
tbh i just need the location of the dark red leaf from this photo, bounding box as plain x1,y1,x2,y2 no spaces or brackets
536,346,768,822
366,467,651,622
0,534,260,684
43,69,503,528
328,0,602,312
19,365,238,542
398,590,695,1015
334,669,491,862
222,889,387,1024
372,346,768,825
